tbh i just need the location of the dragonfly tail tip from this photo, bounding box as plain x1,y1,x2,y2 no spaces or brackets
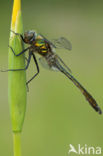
97,107,102,115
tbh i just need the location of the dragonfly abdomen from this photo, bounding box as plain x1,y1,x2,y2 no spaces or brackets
55,61,102,114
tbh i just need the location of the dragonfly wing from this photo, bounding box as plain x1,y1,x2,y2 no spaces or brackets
39,57,58,71
39,34,56,48
52,37,72,50
56,55,72,73
39,34,72,50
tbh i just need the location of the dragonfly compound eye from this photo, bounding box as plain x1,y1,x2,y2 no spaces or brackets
24,31,35,43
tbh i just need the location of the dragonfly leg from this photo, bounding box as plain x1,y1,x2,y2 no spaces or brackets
8,45,30,56
25,56,29,62
26,53,39,85
11,30,25,42
11,30,21,36
0,52,32,72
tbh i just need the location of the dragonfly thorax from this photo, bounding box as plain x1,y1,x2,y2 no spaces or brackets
34,39,52,55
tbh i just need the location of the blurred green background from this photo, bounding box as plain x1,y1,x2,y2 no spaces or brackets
0,0,103,155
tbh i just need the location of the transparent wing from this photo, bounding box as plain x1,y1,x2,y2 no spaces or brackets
39,57,58,71
39,34,56,48
52,37,72,50
56,55,72,73
39,34,72,50
39,54,72,74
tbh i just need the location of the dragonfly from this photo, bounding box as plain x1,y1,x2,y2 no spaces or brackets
2,30,102,114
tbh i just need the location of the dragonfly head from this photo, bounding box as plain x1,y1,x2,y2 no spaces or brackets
24,30,36,44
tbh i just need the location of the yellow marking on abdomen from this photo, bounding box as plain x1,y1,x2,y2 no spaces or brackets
42,50,47,53
41,45,46,49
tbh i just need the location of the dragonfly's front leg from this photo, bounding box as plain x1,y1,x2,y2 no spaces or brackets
11,30,25,42
0,52,32,72
8,45,30,56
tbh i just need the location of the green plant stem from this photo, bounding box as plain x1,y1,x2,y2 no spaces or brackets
9,1,26,155
13,132,21,156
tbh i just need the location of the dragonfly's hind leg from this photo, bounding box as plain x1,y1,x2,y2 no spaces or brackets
26,53,40,85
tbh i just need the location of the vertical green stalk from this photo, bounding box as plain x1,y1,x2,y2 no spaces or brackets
13,133,21,156
8,0,27,156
